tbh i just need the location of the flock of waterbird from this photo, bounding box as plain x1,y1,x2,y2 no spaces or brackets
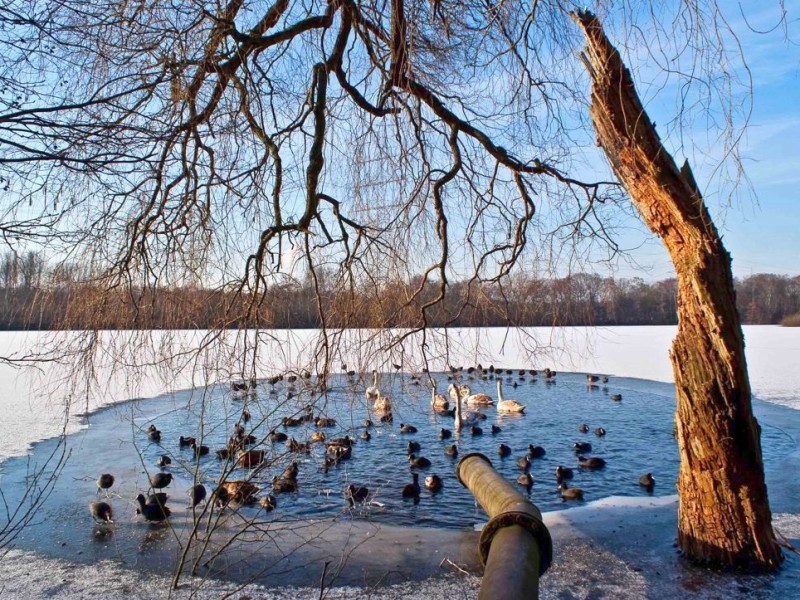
89,365,656,529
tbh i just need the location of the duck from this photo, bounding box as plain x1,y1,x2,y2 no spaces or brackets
365,370,381,401
147,492,168,506
360,430,372,441
287,438,312,453
491,424,502,435
89,501,113,523
559,482,584,501
586,374,599,383
271,476,298,493
408,453,432,468
346,484,370,506
610,394,622,402
400,423,418,434
574,441,592,453
269,430,288,443
215,481,260,505
595,427,606,437
374,392,392,413
379,412,394,423
470,425,483,436
517,472,534,489
96,473,114,496
328,444,352,462
517,455,531,471
190,441,210,458
188,484,206,508
315,416,336,428
310,430,327,443
498,443,512,458
216,448,230,460
439,428,452,440
281,461,299,481
150,472,173,490
135,493,171,521
527,444,546,458
424,474,443,492
577,455,607,469
578,424,589,433
260,494,277,511
601,376,609,383
156,455,171,468
430,381,450,410
323,454,341,472
555,466,574,483
407,440,421,454
639,473,655,491
179,436,196,447
496,379,525,413
241,409,251,422
236,449,265,468
363,419,374,428
402,473,421,498
444,444,458,458
147,426,162,443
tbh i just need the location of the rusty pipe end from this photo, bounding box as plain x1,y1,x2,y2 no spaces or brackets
456,452,492,487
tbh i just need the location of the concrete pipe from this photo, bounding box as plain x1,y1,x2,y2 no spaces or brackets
456,452,553,600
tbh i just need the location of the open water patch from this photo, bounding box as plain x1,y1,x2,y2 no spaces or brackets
128,371,688,527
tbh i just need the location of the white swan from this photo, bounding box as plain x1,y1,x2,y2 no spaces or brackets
454,392,463,431
430,381,449,410
447,383,458,400
465,387,494,407
365,370,380,401
447,383,470,401
496,379,526,413
454,391,480,431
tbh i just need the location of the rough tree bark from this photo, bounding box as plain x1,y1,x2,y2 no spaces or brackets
573,10,782,572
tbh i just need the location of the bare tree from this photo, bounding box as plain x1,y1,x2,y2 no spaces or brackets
573,9,781,571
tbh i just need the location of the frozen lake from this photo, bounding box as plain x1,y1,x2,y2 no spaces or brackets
0,325,798,598
1,325,798,461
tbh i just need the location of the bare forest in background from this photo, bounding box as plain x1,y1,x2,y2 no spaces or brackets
0,252,796,329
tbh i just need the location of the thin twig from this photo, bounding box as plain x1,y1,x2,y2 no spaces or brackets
775,528,800,556
439,557,471,576
318,560,330,600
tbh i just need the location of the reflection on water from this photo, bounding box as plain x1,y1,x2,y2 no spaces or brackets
131,370,795,529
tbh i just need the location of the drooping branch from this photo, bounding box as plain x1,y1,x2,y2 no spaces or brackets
390,0,409,88
303,63,328,230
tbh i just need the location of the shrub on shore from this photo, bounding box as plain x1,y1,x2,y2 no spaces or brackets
780,313,800,327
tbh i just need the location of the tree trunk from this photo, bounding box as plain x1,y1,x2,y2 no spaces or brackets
572,10,782,572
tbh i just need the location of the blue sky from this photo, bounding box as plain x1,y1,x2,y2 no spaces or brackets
620,2,800,280
728,2,800,279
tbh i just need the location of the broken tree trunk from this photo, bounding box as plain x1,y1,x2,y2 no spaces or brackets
573,10,782,572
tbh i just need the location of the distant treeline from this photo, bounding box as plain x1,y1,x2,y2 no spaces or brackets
0,252,798,329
